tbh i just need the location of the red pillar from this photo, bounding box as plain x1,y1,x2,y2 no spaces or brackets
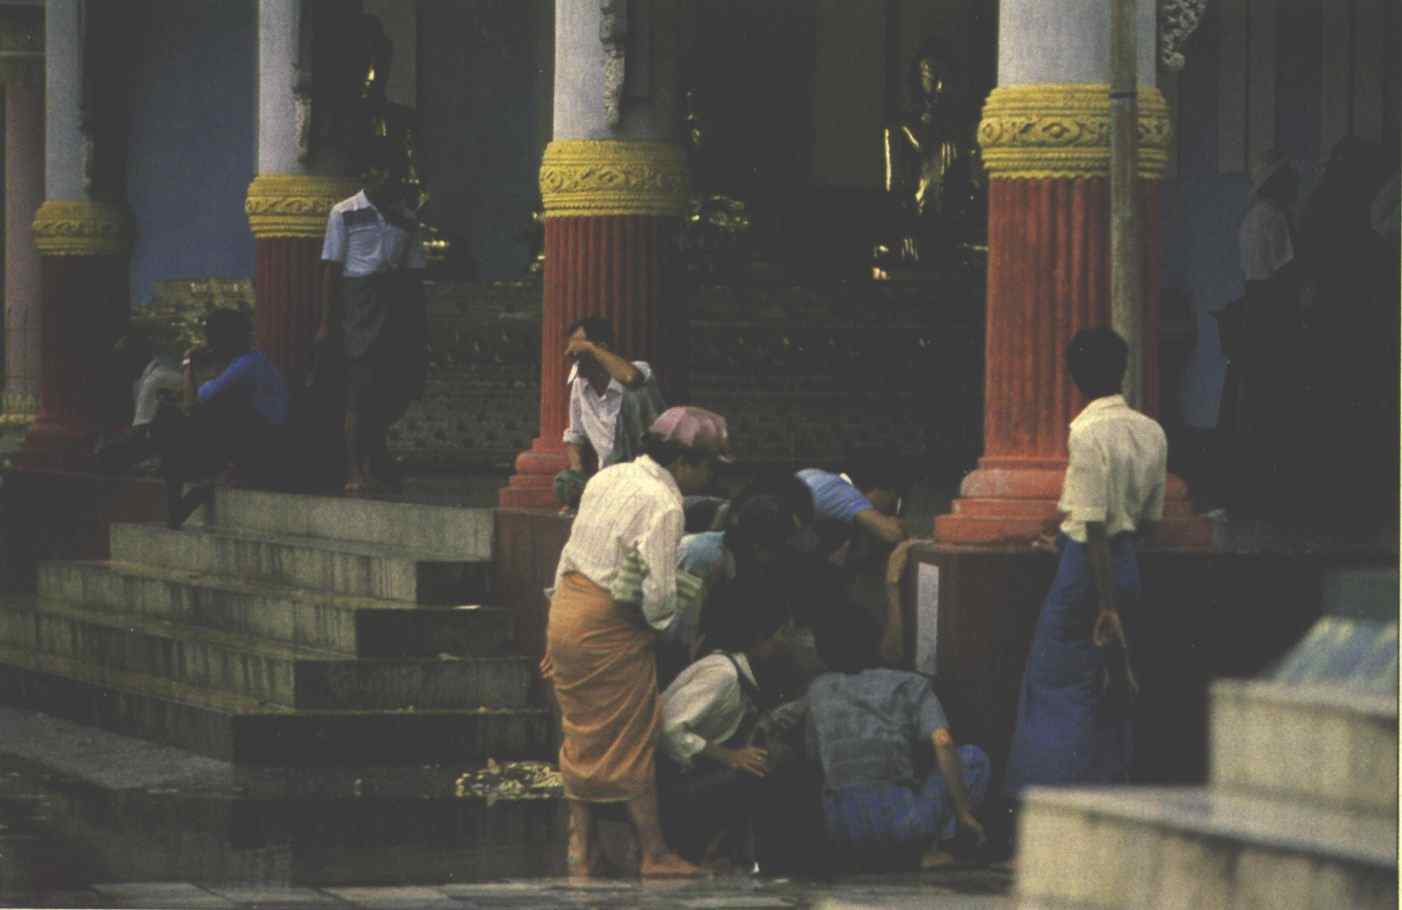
933,86,1207,547
500,140,687,509
19,202,130,470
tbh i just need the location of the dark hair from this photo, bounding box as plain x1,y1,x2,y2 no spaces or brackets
643,433,712,470
734,468,814,527
203,309,253,361
814,605,881,674
704,579,789,654
1066,327,1128,398
566,316,614,349
845,447,905,496
724,494,794,561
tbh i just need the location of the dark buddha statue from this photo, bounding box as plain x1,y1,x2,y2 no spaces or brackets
873,39,985,280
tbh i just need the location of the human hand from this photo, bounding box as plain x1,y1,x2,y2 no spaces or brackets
564,336,594,361
538,652,555,681
1092,608,1125,648
724,746,769,778
885,538,930,586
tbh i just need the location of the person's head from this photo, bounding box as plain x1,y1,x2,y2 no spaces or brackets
644,406,734,496
705,582,790,662
724,494,795,568
566,316,616,385
112,333,154,383
363,164,412,211
1066,327,1128,400
814,604,881,675
845,447,906,517
203,309,253,363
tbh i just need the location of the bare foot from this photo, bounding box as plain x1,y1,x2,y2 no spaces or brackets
920,848,958,869
640,851,704,879
567,858,595,882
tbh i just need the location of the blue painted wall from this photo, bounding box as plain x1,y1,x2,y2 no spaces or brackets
126,0,256,310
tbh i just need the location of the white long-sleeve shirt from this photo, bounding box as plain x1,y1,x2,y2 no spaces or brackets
659,652,757,767
553,455,686,631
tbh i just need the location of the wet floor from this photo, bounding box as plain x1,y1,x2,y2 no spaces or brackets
0,708,1013,907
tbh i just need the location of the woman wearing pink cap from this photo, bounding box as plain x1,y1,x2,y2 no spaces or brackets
542,406,734,878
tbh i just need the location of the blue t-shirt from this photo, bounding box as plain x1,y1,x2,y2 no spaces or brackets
796,469,874,525
197,351,289,426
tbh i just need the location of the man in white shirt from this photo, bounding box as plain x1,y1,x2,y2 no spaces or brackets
1004,328,1165,807
555,316,665,512
318,167,428,494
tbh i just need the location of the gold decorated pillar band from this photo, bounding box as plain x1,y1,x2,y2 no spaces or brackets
978,84,1171,181
32,200,130,256
539,139,689,218
245,174,361,239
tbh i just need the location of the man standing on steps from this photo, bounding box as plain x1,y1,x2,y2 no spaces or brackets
555,316,666,513
317,165,429,495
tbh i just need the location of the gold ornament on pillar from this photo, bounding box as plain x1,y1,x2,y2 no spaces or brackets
31,200,130,256
977,84,1171,181
245,174,361,239
539,139,689,218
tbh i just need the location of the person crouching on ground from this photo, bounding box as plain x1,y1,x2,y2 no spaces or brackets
156,309,289,529
656,596,789,869
540,406,732,879
807,606,989,871
318,166,429,495
555,316,666,513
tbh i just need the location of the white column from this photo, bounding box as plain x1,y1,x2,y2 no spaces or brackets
257,0,304,175
44,0,81,199
996,0,1156,87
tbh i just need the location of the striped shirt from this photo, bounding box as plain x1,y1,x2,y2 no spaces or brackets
554,455,694,631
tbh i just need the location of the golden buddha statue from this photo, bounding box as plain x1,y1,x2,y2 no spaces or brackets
873,40,985,280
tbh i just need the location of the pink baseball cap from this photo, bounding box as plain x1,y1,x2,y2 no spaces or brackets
649,406,735,462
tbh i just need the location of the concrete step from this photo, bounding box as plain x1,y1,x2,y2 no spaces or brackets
198,488,494,560
1015,787,1396,910
109,524,491,604
0,646,552,764
1211,679,1396,817
37,561,511,659
0,598,532,711
1268,609,1398,694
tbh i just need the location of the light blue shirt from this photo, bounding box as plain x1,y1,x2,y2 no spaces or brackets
796,469,874,525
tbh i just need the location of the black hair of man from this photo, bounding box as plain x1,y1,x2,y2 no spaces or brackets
566,315,615,349
704,576,789,655
734,467,815,527
813,602,882,675
724,494,794,561
204,309,254,363
1066,327,1128,400
845,446,906,497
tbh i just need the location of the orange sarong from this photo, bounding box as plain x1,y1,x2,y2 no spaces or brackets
547,572,661,802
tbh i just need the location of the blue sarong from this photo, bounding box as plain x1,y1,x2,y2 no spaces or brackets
822,744,990,848
1003,534,1138,796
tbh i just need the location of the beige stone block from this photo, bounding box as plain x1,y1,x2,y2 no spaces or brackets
1232,849,1313,910
1152,831,1233,910
1017,804,1091,901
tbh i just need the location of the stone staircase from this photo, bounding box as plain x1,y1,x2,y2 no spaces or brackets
1013,568,1398,909
0,488,551,765
0,488,569,888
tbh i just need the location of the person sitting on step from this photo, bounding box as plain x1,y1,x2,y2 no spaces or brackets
155,309,289,529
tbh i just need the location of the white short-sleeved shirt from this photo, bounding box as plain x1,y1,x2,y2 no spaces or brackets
659,652,757,767
1239,197,1294,281
554,454,685,630
562,360,653,466
1058,395,1167,543
321,190,426,277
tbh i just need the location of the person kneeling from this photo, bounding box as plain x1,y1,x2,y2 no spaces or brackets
155,309,289,529
807,608,989,871
657,597,789,869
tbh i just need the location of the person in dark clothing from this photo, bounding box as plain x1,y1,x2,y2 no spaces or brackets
157,309,290,528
